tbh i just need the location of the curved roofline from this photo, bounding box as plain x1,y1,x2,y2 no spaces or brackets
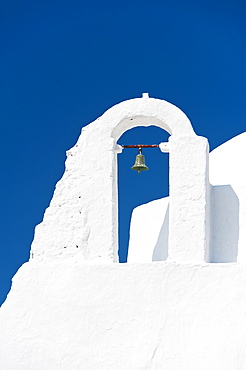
96,95,196,139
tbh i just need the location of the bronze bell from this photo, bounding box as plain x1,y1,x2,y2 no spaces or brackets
131,148,149,174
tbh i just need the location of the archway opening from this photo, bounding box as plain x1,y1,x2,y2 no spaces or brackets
117,126,170,262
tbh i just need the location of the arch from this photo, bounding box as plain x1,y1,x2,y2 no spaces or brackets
30,95,209,265
117,125,170,262
106,96,195,140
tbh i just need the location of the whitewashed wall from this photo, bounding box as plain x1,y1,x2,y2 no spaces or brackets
1,260,246,369
0,97,245,369
29,94,209,264
128,132,246,264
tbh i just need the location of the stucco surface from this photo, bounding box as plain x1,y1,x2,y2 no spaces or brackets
209,132,246,187
127,197,169,263
29,96,209,264
29,96,196,264
129,132,246,264
210,133,246,262
1,98,245,369
1,260,246,370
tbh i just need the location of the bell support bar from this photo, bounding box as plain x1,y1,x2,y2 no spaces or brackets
120,143,169,153
121,144,159,148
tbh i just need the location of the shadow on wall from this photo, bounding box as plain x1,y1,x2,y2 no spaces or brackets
152,185,239,263
211,185,239,263
152,204,169,261
128,186,239,264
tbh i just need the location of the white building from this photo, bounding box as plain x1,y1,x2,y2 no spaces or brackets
0,95,246,369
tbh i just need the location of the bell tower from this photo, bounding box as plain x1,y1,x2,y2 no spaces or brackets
2,96,246,370
30,94,210,263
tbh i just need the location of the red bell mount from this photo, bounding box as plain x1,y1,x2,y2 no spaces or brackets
121,144,159,148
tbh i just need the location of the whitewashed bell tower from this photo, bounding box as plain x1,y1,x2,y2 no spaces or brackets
1,95,246,370
30,93,210,264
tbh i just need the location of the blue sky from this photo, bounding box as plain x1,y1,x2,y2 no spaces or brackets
0,0,245,305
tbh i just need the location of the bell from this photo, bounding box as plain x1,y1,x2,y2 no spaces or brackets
131,148,149,174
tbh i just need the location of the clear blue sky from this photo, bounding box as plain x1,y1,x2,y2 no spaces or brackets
0,0,245,305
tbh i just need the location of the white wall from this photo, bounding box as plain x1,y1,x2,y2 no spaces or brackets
29,94,211,265
210,132,246,262
1,260,246,369
127,197,169,263
0,98,245,369
128,132,246,264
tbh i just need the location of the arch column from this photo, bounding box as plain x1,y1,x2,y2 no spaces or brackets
168,135,210,263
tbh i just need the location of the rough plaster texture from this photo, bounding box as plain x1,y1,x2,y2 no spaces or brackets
210,132,246,263
129,132,246,264
30,95,209,264
168,135,209,263
1,97,245,369
1,260,246,370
